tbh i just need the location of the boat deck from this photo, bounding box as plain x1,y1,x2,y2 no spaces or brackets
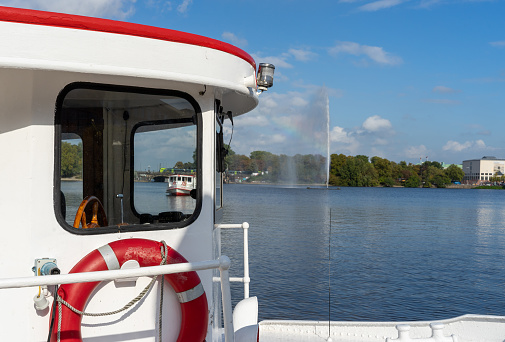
258,315,505,342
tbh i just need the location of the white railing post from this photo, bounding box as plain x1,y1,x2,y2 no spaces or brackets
242,222,250,298
219,255,234,342
215,222,250,299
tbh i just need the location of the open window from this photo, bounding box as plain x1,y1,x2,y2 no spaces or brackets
55,83,201,234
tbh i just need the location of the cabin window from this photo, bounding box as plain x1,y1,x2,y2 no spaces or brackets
55,83,201,234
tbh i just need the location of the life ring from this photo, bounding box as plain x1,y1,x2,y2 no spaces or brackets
50,238,208,341
182,181,187,186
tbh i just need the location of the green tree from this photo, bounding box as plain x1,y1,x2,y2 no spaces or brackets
337,155,378,187
227,154,251,171
371,156,394,186
329,153,348,186
250,151,275,171
61,141,82,178
432,172,451,188
404,174,421,188
423,165,451,188
444,164,465,182
182,161,196,169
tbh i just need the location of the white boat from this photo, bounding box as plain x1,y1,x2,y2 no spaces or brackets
1,5,504,342
166,174,196,196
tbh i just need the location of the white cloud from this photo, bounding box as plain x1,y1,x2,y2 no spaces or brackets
423,98,460,105
417,0,443,9
291,97,309,107
291,80,344,98
362,115,392,132
177,0,192,13
442,140,486,152
252,53,293,69
374,138,388,145
254,91,308,116
330,126,361,154
329,41,403,66
235,114,270,127
490,40,505,47
288,48,317,62
358,0,406,12
222,32,248,47
0,0,136,19
146,0,172,12
475,139,486,148
432,85,460,93
330,126,351,143
405,145,428,158
252,48,316,71
271,134,287,144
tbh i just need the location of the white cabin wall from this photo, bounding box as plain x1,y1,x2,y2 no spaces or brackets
0,68,221,341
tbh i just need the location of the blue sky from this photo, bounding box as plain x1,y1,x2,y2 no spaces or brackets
3,0,505,164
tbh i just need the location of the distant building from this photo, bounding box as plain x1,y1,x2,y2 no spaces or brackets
462,156,505,183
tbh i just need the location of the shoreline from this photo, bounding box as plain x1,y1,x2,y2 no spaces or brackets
63,178,502,190
226,182,501,189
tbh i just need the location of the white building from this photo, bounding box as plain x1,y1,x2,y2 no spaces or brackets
462,156,505,183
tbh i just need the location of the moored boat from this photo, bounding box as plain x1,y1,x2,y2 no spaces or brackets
166,174,196,196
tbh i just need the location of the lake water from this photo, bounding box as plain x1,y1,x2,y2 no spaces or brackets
62,182,505,322
221,184,505,322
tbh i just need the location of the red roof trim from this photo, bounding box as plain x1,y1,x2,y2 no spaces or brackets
0,6,256,70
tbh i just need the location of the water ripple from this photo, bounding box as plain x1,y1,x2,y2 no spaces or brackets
222,185,505,322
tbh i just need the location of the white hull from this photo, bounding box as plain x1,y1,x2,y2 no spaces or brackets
259,315,505,341
166,187,192,196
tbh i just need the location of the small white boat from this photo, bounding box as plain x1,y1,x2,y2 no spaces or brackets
166,174,196,196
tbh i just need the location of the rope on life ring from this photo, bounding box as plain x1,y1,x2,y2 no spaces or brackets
49,238,208,342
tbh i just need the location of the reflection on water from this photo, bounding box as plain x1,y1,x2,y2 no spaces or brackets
61,181,83,225
221,185,505,322
134,182,196,215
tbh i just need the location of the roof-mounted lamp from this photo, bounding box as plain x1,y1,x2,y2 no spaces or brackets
257,63,275,92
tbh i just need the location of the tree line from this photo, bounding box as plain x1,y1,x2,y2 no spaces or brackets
60,140,466,188
225,148,327,184
329,154,464,188
226,148,465,188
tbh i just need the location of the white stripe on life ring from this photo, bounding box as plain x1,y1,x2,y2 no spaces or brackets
98,244,120,270
176,283,205,303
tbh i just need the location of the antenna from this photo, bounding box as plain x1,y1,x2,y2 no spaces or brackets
327,209,333,342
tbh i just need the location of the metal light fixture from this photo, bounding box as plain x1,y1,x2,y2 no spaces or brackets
257,63,275,91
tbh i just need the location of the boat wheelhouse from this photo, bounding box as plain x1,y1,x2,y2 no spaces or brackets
0,5,267,341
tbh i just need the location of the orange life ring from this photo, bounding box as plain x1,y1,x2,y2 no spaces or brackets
50,238,208,341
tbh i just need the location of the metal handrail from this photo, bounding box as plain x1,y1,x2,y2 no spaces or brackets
215,222,250,299
0,256,236,342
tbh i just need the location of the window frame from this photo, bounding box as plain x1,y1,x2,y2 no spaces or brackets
54,82,202,235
